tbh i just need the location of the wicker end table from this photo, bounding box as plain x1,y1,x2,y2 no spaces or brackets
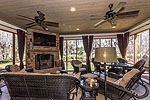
80,73,99,100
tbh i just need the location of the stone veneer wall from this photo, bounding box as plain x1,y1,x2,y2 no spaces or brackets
26,28,61,73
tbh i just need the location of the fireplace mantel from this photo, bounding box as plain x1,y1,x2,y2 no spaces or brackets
28,49,59,52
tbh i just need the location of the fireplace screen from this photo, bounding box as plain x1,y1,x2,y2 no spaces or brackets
35,54,54,70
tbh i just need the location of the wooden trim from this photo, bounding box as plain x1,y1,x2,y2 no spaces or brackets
66,40,68,70
134,34,137,63
76,40,77,60
99,39,101,47
12,34,15,64
149,28,150,85
28,49,59,52
0,28,16,34
130,28,149,36
110,38,112,47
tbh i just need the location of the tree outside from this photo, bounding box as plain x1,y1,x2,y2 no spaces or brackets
0,30,13,69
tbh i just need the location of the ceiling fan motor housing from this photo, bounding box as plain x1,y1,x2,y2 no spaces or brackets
35,16,43,24
105,11,116,20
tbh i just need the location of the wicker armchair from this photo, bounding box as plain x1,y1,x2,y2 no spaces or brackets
71,60,87,74
117,58,128,64
97,69,149,100
91,58,104,74
108,59,146,80
2,72,80,100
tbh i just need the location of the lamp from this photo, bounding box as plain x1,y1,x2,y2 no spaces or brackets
94,47,117,100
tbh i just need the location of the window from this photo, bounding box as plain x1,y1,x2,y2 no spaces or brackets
91,39,100,59
112,39,121,58
15,35,19,64
137,30,149,66
66,40,76,70
101,39,111,47
127,36,134,64
0,30,13,69
76,40,86,64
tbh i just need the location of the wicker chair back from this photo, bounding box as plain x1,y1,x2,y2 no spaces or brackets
3,73,80,100
133,59,146,71
117,58,128,64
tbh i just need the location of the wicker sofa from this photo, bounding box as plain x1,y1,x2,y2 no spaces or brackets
2,72,80,100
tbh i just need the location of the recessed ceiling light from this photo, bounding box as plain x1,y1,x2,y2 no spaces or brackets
70,7,76,12
76,28,80,30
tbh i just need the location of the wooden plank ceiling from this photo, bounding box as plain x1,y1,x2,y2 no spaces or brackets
0,0,150,35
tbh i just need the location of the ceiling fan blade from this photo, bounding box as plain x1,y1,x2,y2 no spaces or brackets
90,15,102,17
26,23,37,28
26,22,36,26
117,10,140,17
117,7,125,13
90,17,103,20
17,14,34,20
16,17,34,22
44,21,59,27
94,19,107,28
113,2,127,13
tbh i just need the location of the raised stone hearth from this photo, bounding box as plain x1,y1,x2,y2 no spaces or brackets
26,29,61,73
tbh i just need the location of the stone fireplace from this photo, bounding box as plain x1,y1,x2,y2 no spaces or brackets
26,29,62,73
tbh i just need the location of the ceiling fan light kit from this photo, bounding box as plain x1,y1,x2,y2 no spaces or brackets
112,25,116,29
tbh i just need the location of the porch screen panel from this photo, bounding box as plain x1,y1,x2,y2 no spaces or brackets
127,36,134,64
76,40,86,64
0,30,13,69
112,39,121,58
137,30,149,66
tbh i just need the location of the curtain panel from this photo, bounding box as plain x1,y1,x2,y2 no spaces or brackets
82,35,93,72
17,29,25,70
117,32,129,58
59,37,65,69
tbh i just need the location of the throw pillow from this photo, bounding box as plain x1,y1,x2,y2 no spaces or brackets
10,65,20,72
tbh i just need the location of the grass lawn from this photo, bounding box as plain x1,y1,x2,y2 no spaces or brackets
67,63,95,71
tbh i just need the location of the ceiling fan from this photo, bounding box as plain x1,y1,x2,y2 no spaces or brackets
91,2,140,28
16,11,59,31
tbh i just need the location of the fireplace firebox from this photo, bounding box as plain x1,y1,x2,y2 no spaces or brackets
35,54,54,70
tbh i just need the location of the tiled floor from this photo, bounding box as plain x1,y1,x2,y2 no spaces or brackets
0,83,150,100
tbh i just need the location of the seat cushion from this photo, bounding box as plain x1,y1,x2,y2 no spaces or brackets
106,77,118,83
81,73,98,79
119,69,140,88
